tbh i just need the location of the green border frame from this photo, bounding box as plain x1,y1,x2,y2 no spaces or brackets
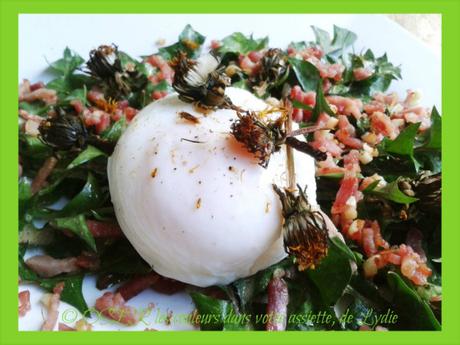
1,0,460,344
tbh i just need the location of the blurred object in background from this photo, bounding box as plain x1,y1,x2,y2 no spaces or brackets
387,14,441,55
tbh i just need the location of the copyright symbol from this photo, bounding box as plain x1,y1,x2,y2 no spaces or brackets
61,308,78,323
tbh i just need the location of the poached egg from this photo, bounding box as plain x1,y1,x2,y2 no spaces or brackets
108,87,319,287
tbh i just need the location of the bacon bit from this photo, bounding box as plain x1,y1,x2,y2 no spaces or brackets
75,252,100,271
82,108,111,134
332,172,359,215
19,79,57,105
70,99,84,114
306,56,345,81
151,168,158,178
25,255,80,278
151,276,186,295
335,115,363,149
152,90,169,100
309,130,343,158
18,290,31,317
30,81,45,91
238,51,263,76
178,111,200,124
95,292,139,325
123,106,139,121
146,55,174,84
195,198,202,209
86,219,124,238
370,111,399,140
87,89,105,104
266,269,288,331
116,272,160,301
287,45,324,60
290,85,315,122
31,156,58,195
364,244,431,285
326,95,363,119
41,282,65,331
316,153,345,176
58,323,76,331
353,67,373,81
19,109,44,123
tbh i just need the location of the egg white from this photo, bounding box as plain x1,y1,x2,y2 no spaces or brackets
108,87,318,287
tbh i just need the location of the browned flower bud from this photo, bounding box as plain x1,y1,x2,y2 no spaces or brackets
412,171,441,217
171,52,231,109
39,110,114,154
273,184,329,270
39,113,88,151
86,44,148,99
231,112,286,168
250,48,289,97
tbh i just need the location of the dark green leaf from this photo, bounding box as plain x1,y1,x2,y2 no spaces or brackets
99,240,151,275
231,258,292,313
50,214,96,251
63,86,88,106
380,123,421,157
158,25,206,59
19,177,33,202
20,134,52,160
422,107,441,150
330,236,356,263
48,47,85,77
364,179,418,204
19,258,88,314
291,99,313,111
190,292,237,330
288,41,308,51
218,32,268,54
307,238,352,305
311,25,357,56
387,271,440,330
231,79,250,90
101,116,128,143
311,81,335,122
59,173,105,216
67,145,106,170
179,24,206,47
288,57,320,92
47,73,94,95
19,101,49,116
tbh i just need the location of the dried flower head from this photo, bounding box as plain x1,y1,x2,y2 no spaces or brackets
412,171,441,217
250,48,289,97
39,112,88,151
273,184,329,270
171,52,231,109
86,44,148,99
231,111,286,168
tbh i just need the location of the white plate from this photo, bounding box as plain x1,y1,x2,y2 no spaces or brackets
18,14,441,331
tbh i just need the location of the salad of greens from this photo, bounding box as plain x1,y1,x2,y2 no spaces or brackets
18,24,441,331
